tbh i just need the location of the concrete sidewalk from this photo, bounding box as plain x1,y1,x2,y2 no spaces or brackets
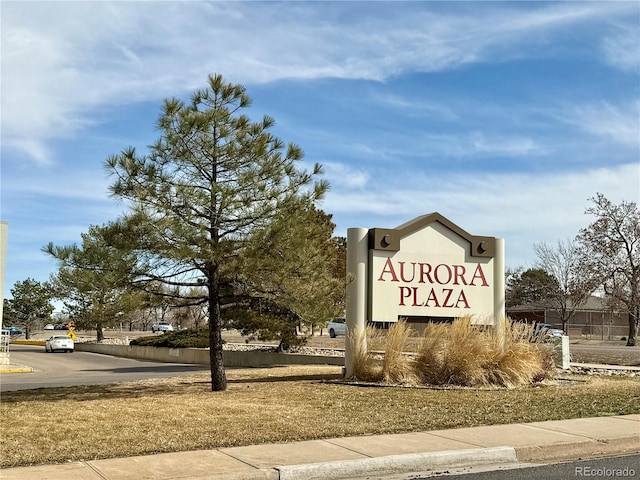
1,415,638,480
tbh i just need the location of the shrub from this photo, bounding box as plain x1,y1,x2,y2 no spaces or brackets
130,328,212,348
350,325,383,382
382,321,416,385
352,317,555,388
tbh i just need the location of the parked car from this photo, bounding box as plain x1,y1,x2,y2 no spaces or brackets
152,322,174,333
1,329,12,344
534,323,565,340
43,324,55,330
327,318,347,338
45,335,74,353
5,326,23,336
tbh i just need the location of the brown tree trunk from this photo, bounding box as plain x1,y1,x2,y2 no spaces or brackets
626,311,637,346
208,264,227,391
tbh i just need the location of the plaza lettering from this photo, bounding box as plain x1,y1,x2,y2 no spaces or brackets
399,286,470,308
377,258,489,310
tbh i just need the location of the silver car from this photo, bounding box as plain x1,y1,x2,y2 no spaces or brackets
327,318,347,338
534,323,565,342
152,322,174,333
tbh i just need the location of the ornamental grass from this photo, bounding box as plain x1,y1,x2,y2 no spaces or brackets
352,317,555,388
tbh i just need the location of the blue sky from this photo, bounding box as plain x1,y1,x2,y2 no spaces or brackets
1,1,639,304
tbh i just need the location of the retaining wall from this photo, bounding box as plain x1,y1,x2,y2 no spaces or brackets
75,343,344,368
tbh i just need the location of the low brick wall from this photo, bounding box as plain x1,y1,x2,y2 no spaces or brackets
75,343,344,368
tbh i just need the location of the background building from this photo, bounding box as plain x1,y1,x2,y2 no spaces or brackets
508,296,629,340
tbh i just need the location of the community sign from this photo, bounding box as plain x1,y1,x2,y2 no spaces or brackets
367,213,504,324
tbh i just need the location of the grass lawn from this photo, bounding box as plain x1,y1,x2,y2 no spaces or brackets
1,365,639,468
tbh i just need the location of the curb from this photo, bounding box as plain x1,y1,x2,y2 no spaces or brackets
275,446,517,480
0,365,34,374
199,470,279,480
515,435,640,464
11,340,46,346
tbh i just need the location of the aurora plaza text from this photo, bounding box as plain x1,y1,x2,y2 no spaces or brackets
376,258,490,309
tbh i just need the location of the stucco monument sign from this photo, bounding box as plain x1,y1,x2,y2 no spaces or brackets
345,213,505,377
0,222,8,365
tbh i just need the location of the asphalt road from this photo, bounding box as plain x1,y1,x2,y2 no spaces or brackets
0,344,209,392
361,454,640,479
570,343,640,366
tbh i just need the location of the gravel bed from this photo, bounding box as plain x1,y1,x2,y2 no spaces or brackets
82,337,346,357
568,365,640,377
223,343,345,357
76,336,639,376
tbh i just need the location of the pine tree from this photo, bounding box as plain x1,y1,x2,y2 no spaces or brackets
44,224,140,341
105,74,328,391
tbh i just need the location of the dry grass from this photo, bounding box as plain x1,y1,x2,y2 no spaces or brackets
381,321,416,385
349,325,370,381
1,365,639,468
351,322,416,384
350,325,382,382
353,318,556,388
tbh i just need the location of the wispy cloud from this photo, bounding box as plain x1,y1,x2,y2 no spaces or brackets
469,132,545,156
2,1,637,164
324,162,371,189
2,167,113,203
559,101,640,148
371,92,459,121
325,162,639,267
601,24,640,72
340,131,548,161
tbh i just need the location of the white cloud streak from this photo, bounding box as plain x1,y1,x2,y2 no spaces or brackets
601,24,640,72
561,101,640,148
2,167,113,203
324,162,371,189
324,162,640,267
2,1,637,164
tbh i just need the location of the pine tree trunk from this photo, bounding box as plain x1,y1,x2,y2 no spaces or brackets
208,264,227,391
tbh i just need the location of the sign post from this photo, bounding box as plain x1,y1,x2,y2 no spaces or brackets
493,238,506,347
0,222,8,365
345,228,368,378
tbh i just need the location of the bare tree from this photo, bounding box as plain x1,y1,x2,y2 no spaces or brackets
534,239,596,333
576,193,640,346
173,288,208,329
